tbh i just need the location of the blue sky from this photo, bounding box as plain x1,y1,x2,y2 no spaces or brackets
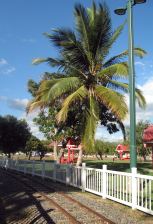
0,0,153,141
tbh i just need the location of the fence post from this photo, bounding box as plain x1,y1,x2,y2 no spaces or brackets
32,160,35,176
24,160,27,174
42,160,45,179
66,164,71,185
53,162,57,182
132,167,137,210
102,165,107,199
5,158,9,170
81,163,86,192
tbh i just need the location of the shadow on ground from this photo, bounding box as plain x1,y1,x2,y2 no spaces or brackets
0,169,72,224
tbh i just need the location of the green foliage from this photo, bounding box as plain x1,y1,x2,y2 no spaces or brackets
93,140,117,159
27,79,39,97
28,1,146,152
0,115,31,156
125,120,151,158
28,74,85,144
25,135,47,160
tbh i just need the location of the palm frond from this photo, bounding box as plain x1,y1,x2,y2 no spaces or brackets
117,120,126,141
74,2,112,72
135,88,146,109
107,80,146,109
74,3,90,52
45,28,91,73
87,2,96,25
108,21,126,49
90,3,112,57
32,57,66,69
32,58,49,65
39,77,81,103
26,99,46,113
94,85,128,120
56,86,87,123
97,62,128,80
107,80,129,93
36,80,58,101
104,48,147,67
108,80,146,108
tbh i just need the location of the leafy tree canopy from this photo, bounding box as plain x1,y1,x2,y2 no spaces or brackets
28,73,84,143
28,1,146,154
0,115,31,156
24,135,47,160
125,120,151,158
92,139,117,159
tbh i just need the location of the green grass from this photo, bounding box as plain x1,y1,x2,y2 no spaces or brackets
84,159,153,176
12,154,153,176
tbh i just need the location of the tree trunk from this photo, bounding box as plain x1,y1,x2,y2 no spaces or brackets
96,153,100,160
99,153,103,160
28,152,32,160
76,148,83,166
57,148,64,164
53,141,58,161
142,147,147,161
53,127,58,161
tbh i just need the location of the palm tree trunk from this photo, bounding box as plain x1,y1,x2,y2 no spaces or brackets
57,148,64,164
76,148,83,166
53,141,58,161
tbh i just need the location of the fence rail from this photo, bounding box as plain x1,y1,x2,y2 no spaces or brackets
0,157,153,216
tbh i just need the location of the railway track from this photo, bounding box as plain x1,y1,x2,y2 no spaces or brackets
1,168,115,224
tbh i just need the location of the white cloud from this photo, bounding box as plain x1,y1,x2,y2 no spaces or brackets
136,78,153,122
135,61,145,67
123,77,153,126
95,125,123,142
2,67,16,74
8,98,29,111
135,60,153,83
0,58,15,75
0,96,29,111
0,95,7,101
0,96,44,139
0,58,8,65
20,111,45,140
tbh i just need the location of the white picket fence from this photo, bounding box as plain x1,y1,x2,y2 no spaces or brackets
0,158,153,216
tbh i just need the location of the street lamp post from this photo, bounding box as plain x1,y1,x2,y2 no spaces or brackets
114,0,146,169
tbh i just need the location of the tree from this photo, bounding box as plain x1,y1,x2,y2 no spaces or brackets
126,120,150,161
25,135,47,160
0,115,31,157
28,2,146,165
93,140,117,160
28,75,84,161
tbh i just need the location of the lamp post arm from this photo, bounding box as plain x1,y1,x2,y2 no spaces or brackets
127,0,137,168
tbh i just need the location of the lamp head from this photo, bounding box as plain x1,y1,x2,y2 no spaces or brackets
114,8,127,16
134,0,146,4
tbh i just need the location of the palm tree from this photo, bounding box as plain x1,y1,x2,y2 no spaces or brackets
28,2,146,165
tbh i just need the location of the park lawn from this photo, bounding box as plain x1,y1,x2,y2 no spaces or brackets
12,154,153,176
84,159,153,176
